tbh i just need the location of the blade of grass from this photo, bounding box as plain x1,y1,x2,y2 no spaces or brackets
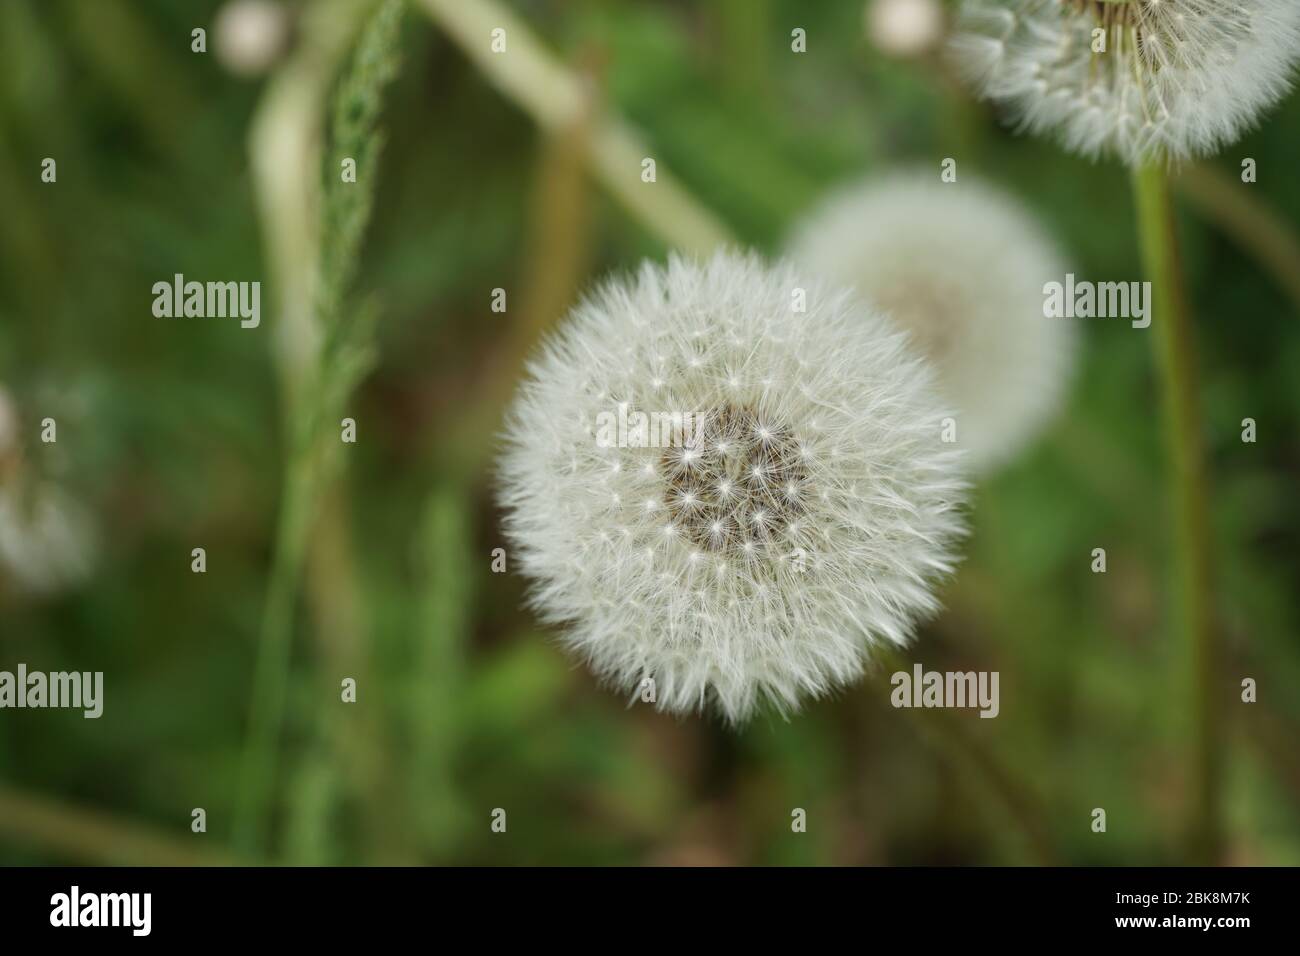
235,0,406,857
407,483,473,857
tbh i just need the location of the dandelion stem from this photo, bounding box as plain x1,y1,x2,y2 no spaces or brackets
1131,162,1220,864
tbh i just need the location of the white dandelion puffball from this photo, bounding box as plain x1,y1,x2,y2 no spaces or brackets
214,0,291,78
497,252,966,723
787,172,1075,472
868,0,946,58
949,0,1300,164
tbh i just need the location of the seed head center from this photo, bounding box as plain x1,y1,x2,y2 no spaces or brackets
661,406,808,556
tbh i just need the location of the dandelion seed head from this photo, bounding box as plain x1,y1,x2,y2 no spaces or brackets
498,252,966,722
0,483,97,597
788,172,1075,471
214,0,291,78
949,0,1300,163
868,0,947,58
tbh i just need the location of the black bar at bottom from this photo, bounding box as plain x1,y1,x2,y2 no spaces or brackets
0,866,1285,941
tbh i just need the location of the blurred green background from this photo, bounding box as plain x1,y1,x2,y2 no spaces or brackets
0,0,1298,866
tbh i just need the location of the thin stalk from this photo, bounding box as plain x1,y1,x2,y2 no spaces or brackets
233,447,317,854
408,483,473,856
235,0,401,858
416,0,734,256
1132,162,1220,864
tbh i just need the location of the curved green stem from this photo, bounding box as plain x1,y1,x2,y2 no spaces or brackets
1132,162,1220,864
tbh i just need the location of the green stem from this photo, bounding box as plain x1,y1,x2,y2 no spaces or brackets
234,0,377,860
234,448,318,856
1132,162,1220,864
416,0,735,255
409,483,472,856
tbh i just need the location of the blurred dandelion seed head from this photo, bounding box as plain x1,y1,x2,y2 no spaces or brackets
214,0,291,78
788,172,1075,472
0,483,97,597
497,252,967,723
949,0,1300,163
868,0,946,58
